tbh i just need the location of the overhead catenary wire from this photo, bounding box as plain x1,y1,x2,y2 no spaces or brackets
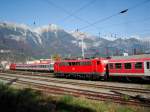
61,0,97,22
101,15,150,38
96,16,150,33
78,13,120,31
43,0,101,31
41,0,150,39
127,0,150,10
78,0,150,31
43,0,93,24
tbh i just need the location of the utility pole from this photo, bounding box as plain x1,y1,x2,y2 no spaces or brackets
133,48,136,55
99,32,101,40
81,37,85,58
76,29,85,58
47,25,49,38
14,25,16,31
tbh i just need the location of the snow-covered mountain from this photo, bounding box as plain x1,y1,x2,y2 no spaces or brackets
0,21,150,61
0,22,81,61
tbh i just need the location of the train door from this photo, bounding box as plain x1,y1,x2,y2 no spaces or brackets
95,60,98,73
95,60,102,75
92,60,100,79
50,63,54,71
144,61,150,76
103,64,109,80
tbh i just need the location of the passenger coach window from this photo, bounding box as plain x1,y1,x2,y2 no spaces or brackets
147,62,150,69
115,63,122,69
135,62,142,69
124,63,131,69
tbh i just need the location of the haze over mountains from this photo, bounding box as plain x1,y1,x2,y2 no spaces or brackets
0,22,150,61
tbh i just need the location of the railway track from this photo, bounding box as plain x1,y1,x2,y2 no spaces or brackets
0,72,150,94
0,76,150,107
0,73,150,107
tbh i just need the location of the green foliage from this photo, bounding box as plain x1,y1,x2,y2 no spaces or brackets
56,95,95,112
58,95,150,112
60,95,73,104
51,53,61,61
122,94,130,101
0,83,51,112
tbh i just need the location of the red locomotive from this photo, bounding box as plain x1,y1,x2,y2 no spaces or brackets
54,58,108,79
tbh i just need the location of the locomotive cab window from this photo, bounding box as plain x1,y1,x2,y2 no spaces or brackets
76,62,80,65
87,61,91,65
59,63,62,66
135,62,142,69
147,62,150,69
69,62,75,66
115,63,122,69
69,62,72,66
124,63,132,69
59,62,69,66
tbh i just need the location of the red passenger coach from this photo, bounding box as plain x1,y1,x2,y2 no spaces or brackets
54,58,108,79
108,58,150,79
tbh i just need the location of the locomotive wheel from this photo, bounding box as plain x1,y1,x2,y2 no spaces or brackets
125,77,132,82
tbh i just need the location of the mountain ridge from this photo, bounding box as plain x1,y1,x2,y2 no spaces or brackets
0,21,150,61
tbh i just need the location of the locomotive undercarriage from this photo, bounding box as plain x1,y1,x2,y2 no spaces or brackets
55,73,101,80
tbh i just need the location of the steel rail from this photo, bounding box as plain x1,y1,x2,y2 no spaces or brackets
0,76,150,107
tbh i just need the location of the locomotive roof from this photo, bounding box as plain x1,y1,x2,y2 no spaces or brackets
56,58,106,62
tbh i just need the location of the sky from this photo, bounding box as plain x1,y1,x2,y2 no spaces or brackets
0,0,150,39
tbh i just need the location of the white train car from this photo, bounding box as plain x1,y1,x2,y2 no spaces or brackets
10,62,54,72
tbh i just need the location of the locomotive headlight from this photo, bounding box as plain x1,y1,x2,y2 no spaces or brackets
103,60,108,64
